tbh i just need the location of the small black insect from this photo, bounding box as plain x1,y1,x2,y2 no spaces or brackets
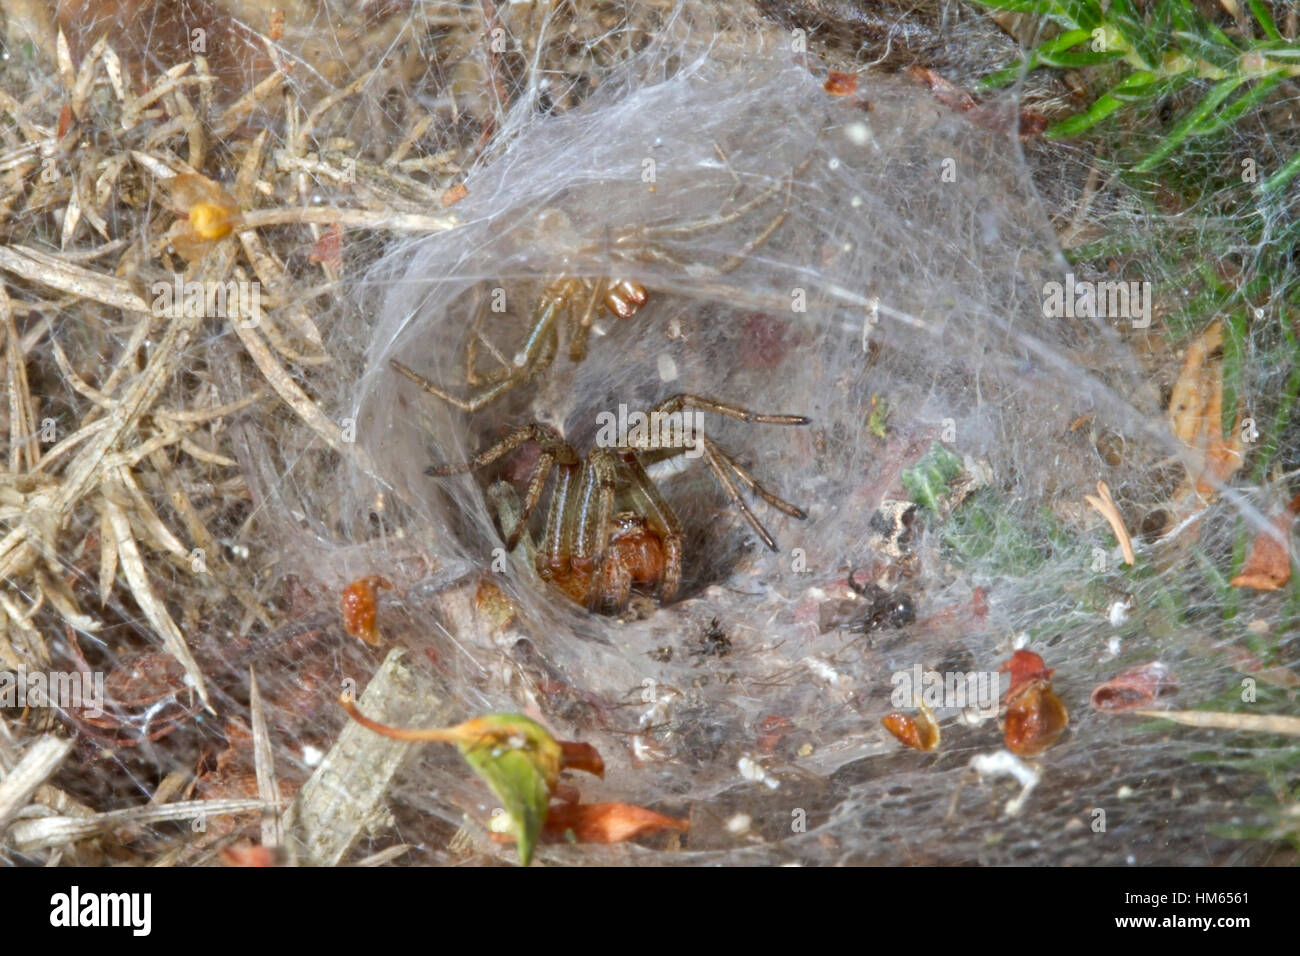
847,568,916,632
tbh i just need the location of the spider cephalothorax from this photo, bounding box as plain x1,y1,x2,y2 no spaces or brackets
419,393,810,613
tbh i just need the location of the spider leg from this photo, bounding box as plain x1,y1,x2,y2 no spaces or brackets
637,394,809,550
619,453,684,602
464,291,510,387
645,392,811,427
573,449,618,611
697,437,781,551
390,291,563,412
707,441,808,519
568,278,605,364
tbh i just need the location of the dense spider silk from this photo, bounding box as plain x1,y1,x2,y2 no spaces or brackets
333,27,1300,865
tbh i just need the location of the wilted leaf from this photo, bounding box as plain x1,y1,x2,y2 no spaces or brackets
338,703,563,866
542,802,689,845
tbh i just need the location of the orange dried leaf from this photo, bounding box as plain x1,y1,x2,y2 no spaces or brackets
340,574,393,645
220,843,275,867
543,802,689,845
906,65,976,111
881,701,940,751
1167,321,1245,495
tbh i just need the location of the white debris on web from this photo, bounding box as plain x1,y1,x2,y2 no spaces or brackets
969,750,1043,818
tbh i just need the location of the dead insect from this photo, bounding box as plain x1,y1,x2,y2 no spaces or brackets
421,392,809,613
690,617,731,657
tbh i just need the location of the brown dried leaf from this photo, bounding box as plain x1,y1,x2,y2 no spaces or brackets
542,802,689,845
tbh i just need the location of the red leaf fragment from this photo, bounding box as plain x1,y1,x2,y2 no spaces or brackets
1090,661,1178,712
558,740,605,778
998,650,1054,701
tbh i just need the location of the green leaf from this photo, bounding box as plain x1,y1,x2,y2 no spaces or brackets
1036,47,1126,69
451,714,561,867
978,31,1093,91
902,443,965,514
1108,0,1161,67
1051,0,1103,31
1132,74,1249,171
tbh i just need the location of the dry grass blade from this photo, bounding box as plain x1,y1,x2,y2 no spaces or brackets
1085,479,1135,565
103,493,210,708
1133,709,1300,735
0,736,74,834
248,667,282,850
10,798,268,853
0,245,150,313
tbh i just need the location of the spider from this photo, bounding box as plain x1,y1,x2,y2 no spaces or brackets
390,155,810,413
422,392,811,613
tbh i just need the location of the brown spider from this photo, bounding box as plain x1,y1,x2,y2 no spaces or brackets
390,156,808,413
422,392,811,613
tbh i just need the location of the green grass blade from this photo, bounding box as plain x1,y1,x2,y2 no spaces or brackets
1249,0,1283,40
1132,75,1250,171
1259,148,1300,194
1046,70,1160,137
